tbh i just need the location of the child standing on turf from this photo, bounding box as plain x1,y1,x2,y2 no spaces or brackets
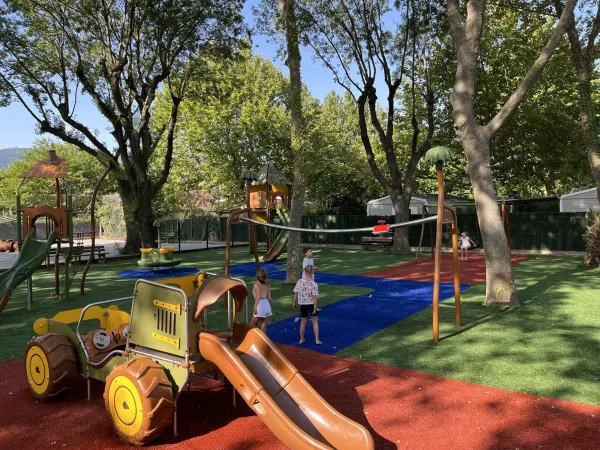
251,269,272,332
459,232,475,260
293,265,322,345
302,247,318,279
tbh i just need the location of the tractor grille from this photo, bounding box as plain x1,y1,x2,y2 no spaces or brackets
157,308,177,336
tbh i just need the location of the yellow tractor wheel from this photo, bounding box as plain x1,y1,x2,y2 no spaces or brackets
104,358,175,445
24,333,77,401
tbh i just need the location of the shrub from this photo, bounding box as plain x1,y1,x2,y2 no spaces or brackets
584,210,600,268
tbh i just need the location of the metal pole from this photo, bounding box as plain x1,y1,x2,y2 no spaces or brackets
225,209,249,276
26,277,32,311
81,165,111,295
432,165,444,343
16,194,22,250
450,212,461,327
177,219,181,252
502,202,512,257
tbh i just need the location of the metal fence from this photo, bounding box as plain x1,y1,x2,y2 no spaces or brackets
3,212,582,253
155,212,588,252
299,213,588,252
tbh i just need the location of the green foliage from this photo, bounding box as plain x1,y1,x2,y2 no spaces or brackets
0,140,115,217
96,195,126,239
584,210,600,268
0,0,245,249
307,92,384,214
430,5,592,198
153,52,293,215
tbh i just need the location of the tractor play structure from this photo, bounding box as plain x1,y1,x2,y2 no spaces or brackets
24,271,374,449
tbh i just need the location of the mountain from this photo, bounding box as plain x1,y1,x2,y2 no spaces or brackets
0,147,27,169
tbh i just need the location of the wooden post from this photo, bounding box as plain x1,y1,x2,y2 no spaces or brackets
54,239,61,297
55,178,60,208
432,164,444,343
450,213,461,327
249,222,260,272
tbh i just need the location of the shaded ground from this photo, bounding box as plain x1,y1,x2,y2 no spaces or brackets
341,256,600,405
363,253,531,284
2,346,600,450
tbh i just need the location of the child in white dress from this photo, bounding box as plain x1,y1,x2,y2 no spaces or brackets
251,269,272,332
459,232,475,260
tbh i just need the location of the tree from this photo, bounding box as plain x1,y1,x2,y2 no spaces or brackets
153,52,292,217
446,0,577,306
302,0,437,253
308,92,385,214
423,4,590,199
0,0,243,252
267,0,307,283
552,0,600,201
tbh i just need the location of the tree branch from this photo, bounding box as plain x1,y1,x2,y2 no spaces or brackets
585,3,600,64
357,91,390,190
485,0,578,137
152,95,180,195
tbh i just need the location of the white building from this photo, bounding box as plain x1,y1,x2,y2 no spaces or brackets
559,188,600,212
366,195,428,216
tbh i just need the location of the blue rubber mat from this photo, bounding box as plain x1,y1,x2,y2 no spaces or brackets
228,262,470,355
117,267,199,279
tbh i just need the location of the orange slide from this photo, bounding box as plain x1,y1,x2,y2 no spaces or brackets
199,329,374,450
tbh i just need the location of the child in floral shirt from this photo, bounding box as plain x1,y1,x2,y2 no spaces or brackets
293,265,322,345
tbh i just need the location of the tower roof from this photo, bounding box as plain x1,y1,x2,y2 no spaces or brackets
19,150,69,178
252,162,291,186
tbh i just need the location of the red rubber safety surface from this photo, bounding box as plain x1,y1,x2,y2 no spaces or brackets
2,345,600,450
362,253,531,284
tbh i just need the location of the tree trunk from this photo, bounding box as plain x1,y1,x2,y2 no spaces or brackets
118,180,156,254
390,190,411,253
279,0,305,284
575,75,600,202
464,129,518,306
286,189,305,283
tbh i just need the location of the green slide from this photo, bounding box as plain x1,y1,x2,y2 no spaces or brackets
0,231,57,315
263,205,290,263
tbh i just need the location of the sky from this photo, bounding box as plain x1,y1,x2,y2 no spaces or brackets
0,0,343,149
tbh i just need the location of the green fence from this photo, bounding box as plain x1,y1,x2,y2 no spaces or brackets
159,212,588,252
299,213,588,252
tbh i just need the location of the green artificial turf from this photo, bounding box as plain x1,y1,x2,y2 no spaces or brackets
3,246,598,407
338,256,600,406
0,246,391,362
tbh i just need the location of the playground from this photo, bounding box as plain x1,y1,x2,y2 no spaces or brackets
1,2,600,447
1,246,600,449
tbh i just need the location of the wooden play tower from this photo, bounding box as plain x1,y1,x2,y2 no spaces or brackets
17,149,75,300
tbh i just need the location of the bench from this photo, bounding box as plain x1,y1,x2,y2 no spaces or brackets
156,232,176,244
48,245,106,263
361,236,393,251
